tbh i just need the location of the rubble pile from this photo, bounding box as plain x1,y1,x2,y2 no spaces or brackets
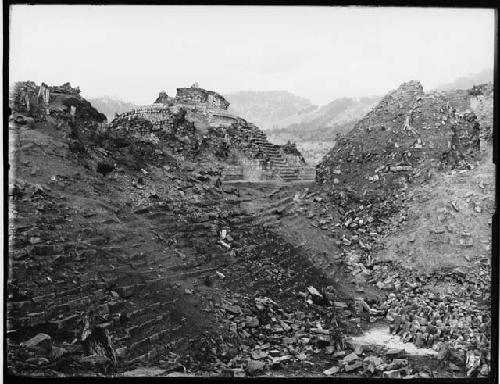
7,78,493,378
287,183,404,270
114,85,315,182
7,82,338,377
205,225,357,377
176,85,230,110
105,110,206,167
468,83,494,142
10,81,106,123
301,179,493,377
7,85,222,375
283,80,493,377
154,91,171,105
317,80,481,185
367,262,491,370
6,165,228,374
309,81,487,266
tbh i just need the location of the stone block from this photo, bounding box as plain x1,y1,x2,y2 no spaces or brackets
21,333,52,354
116,285,135,298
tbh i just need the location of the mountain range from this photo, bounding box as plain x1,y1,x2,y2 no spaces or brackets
224,90,317,130
87,96,139,122
433,68,493,91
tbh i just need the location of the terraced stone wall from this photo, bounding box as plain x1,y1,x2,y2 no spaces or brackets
117,105,175,132
116,100,316,183
176,88,230,110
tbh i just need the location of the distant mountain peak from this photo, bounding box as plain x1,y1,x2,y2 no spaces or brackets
434,68,493,91
87,96,139,122
224,90,316,130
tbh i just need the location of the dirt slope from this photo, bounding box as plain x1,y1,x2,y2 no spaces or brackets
7,79,494,379
378,146,494,272
277,80,495,378
7,87,354,378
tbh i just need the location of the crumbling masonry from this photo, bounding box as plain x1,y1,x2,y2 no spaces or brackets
114,84,316,182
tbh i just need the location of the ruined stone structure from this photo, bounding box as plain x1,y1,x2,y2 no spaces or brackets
10,81,106,123
175,86,230,110
113,85,316,182
317,80,482,184
154,91,170,104
468,83,494,142
10,81,39,115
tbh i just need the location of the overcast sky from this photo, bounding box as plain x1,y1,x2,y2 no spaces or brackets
9,5,495,106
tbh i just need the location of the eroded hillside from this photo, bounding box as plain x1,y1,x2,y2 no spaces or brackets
7,81,352,377
7,79,495,379
291,80,494,378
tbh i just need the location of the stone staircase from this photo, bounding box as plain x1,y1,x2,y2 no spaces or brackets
223,128,316,182
6,184,240,372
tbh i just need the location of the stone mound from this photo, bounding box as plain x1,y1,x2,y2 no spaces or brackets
317,80,481,187
10,81,106,123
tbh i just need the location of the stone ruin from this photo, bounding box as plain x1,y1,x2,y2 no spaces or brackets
113,84,316,182
468,83,494,142
10,81,106,123
317,80,483,184
176,85,230,110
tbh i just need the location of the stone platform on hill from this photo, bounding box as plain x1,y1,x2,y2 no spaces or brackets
113,84,316,183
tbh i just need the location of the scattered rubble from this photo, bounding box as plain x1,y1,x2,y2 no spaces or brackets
7,79,493,378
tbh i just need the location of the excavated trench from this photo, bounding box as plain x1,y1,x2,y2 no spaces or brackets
219,177,490,379
7,116,352,377
8,105,492,378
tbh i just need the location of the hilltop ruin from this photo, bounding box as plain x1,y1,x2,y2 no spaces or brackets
317,80,483,185
113,84,316,182
10,81,106,123
6,77,494,378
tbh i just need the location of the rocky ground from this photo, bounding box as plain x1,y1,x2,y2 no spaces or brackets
7,112,353,377
6,81,495,379
218,141,493,379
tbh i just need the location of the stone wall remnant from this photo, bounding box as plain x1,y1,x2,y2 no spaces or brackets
11,80,106,123
176,86,230,110
317,80,482,184
112,84,315,182
154,91,171,104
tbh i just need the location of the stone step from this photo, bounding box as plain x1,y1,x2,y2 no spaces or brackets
9,282,106,316
262,196,294,211
9,290,108,331
253,214,280,226
223,174,243,181
124,323,184,363
122,314,166,341
278,174,300,178
258,147,280,153
228,216,254,225
48,290,108,318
